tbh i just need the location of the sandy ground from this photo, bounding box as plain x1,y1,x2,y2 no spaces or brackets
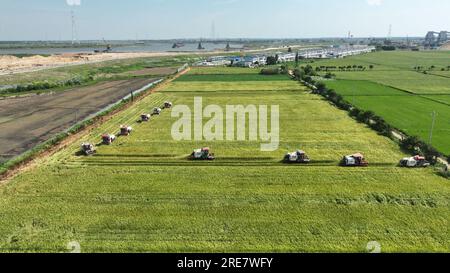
0,45,309,77
0,78,159,163
440,42,450,50
0,52,185,76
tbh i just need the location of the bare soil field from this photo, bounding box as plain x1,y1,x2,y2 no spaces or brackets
0,52,185,76
0,78,158,163
120,67,178,77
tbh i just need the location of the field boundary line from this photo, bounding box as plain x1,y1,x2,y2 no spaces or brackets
0,66,191,186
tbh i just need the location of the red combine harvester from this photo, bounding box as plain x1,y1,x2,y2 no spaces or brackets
342,153,369,167
400,155,431,168
120,125,133,136
102,134,116,145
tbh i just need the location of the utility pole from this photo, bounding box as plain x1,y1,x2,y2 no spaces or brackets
75,109,79,123
429,111,437,145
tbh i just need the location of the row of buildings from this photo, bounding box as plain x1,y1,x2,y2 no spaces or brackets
196,45,376,68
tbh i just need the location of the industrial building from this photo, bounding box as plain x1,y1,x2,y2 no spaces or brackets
425,31,450,47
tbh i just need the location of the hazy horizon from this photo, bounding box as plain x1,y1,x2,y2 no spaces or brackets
0,0,448,41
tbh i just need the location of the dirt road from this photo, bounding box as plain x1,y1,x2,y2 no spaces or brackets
0,78,158,163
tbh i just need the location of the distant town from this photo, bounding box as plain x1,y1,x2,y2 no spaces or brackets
196,45,376,67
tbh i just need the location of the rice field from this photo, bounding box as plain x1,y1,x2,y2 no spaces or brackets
314,51,450,156
325,80,450,155
0,67,448,253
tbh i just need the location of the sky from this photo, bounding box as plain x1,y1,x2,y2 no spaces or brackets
0,0,448,41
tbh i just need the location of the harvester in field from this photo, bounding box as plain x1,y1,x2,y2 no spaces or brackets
141,114,151,122
152,107,162,116
189,147,215,161
81,143,96,156
102,134,116,145
342,153,369,167
283,150,311,164
120,125,133,136
399,155,430,168
163,101,173,109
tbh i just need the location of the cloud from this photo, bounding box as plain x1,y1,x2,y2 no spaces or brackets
367,0,382,6
66,0,81,6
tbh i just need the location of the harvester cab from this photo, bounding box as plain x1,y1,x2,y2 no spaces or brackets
284,150,311,163
400,155,430,168
190,147,215,161
163,101,173,109
342,153,369,167
141,114,151,122
152,107,162,116
102,134,116,145
81,143,96,156
120,125,133,136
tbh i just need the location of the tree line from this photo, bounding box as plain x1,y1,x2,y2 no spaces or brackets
315,64,374,72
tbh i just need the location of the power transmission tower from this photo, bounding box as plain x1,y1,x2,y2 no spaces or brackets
388,24,392,40
71,10,79,45
211,21,216,40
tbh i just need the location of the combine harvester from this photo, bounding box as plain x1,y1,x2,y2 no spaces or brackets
120,125,133,136
342,153,369,167
284,150,311,164
163,101,173,109
102,134,116,145
80,143,96,156
399,155,430,168
141,114,151,122
190,147,215,161
152,107,162,116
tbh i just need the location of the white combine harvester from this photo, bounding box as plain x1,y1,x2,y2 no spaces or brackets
81,143,96,156
399,155,430,168
189,147,215,161
120,125,133,136
284,150,311,164
163,101,173,109
141,114,151,122
342,153,369,167
152,107,162,116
